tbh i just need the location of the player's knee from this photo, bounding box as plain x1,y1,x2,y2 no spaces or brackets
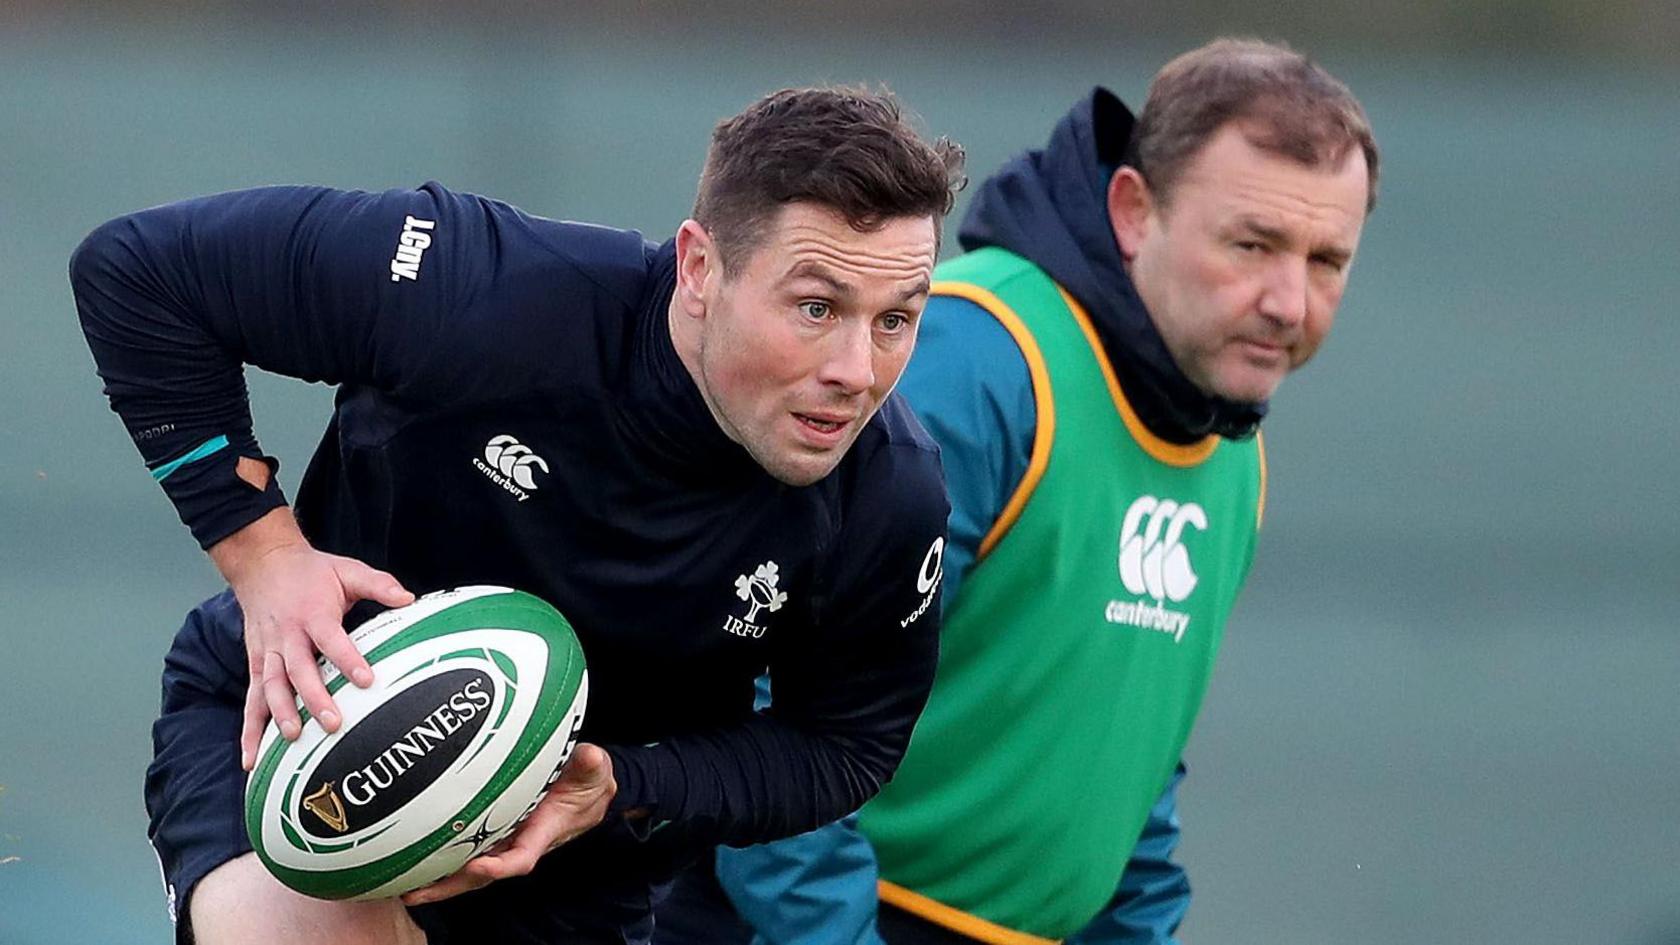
189,853,426,945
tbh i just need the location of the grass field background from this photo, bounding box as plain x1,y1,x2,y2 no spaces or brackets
2,15,1676,944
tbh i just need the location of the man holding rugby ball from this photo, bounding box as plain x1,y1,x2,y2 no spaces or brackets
71,86,964,945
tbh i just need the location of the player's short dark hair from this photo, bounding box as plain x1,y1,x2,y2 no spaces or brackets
694,86,966,274
1128,38,1380,212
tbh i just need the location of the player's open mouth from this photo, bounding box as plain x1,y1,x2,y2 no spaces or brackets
794,413,848,436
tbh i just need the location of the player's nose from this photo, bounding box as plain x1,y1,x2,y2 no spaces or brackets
818,320,875,394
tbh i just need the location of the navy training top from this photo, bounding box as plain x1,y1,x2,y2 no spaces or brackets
68,182,947,877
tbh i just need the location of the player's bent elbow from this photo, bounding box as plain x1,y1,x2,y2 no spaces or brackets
68,214,134,287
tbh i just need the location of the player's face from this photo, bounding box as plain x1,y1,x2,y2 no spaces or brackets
675,203,938,486
1112,122,1370,404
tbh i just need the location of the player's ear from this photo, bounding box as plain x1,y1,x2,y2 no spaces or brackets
673,219,717,319
1107,166,1154,263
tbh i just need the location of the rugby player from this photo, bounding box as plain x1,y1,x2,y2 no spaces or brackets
70,86,965,945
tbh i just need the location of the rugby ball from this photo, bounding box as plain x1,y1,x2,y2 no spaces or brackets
244,585,588,901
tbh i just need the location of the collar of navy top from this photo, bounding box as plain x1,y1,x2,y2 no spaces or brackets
620,240,772,484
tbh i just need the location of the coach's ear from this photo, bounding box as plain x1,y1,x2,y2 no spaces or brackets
673,219,717,320
1107,166,1155,263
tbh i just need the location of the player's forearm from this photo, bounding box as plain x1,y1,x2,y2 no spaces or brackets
70,185,456,548
601,716,896,848
70,198,296,548
602,633,936,849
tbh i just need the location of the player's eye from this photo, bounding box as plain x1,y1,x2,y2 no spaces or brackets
878,312,909,334
799,300,832,321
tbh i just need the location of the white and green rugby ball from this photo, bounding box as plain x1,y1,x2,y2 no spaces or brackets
245,585,588,901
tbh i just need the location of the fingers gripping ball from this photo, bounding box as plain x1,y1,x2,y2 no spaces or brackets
244,586,588,900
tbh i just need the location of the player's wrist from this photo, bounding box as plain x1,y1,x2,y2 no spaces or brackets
208,505,311,586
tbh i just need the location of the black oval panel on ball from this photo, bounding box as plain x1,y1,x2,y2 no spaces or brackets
299,668,496,837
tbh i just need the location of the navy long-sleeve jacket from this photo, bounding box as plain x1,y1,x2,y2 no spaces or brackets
69,182,947,875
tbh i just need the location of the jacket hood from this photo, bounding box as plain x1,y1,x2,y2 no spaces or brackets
956,87,1264,442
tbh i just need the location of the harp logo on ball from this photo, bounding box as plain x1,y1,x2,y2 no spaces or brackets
302,783,349,833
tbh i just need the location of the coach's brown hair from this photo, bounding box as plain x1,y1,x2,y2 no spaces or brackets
693,86,966,274
1128,38,1380,212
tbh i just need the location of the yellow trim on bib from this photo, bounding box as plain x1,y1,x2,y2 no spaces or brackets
930,280,1055,561
878,880,1060,945
1056,287,1220,468
1256,430,1268,530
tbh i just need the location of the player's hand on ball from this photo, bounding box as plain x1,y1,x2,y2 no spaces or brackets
210,507,414,771
401,743,617,906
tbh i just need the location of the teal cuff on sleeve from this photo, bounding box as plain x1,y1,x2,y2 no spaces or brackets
149,435,230,482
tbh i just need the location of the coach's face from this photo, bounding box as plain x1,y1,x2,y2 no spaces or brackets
671,202,937,486
1110,121,1370,404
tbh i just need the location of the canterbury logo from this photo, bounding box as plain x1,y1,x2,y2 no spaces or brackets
1118,496,1207,603
484,435,550,490
302,782,349,834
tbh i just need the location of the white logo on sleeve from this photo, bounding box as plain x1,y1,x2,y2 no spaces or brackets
1105,496,1207,642
389,215,436,282
724,561,789,639
901,536,944,628
472,434,549,502
916,537,945,594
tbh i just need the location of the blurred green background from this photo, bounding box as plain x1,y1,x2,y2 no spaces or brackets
2,4,1677,943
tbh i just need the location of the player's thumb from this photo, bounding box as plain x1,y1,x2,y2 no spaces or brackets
338,558,416,608
569,744,616,791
